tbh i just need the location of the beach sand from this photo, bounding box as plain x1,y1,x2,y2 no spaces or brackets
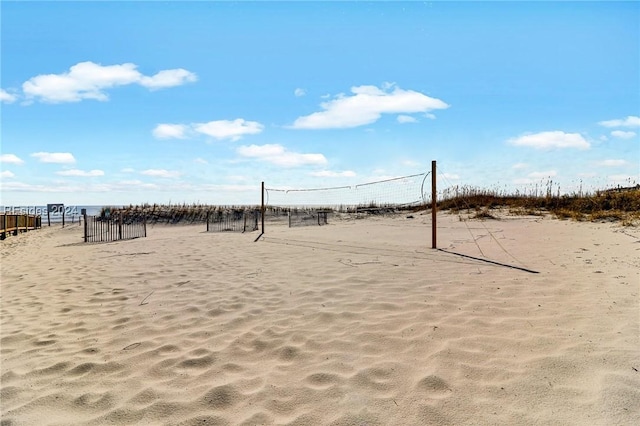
1,212,639,425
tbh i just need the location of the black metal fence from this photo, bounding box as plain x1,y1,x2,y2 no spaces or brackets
288,209,329,227
84,213,147,243
206,209,260,233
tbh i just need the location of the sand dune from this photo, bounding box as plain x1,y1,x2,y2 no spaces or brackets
1,212,639,425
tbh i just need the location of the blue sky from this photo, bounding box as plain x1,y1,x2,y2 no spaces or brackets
1,1,639,206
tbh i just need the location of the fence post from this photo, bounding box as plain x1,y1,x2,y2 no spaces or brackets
206,211,210,232
143,213,147,237
83,212,88,242
118,213,123,240
62,210,65,228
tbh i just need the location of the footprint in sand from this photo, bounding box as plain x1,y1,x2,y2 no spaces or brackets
415,375,452,398
200,384,241,410
305,372,341,389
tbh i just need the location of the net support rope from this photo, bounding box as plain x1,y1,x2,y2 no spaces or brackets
437,166,528,268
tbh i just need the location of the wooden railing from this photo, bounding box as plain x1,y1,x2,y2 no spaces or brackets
0,214,42,239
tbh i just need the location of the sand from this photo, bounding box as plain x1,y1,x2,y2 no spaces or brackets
1,211,639,425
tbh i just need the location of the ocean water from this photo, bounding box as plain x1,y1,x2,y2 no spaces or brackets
1,205,112,224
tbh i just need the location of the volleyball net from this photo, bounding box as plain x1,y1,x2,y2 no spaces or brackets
263,171,431,223
256,161,538,273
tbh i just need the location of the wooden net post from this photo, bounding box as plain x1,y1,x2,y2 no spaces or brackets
261,181,265,234
431,160,437,249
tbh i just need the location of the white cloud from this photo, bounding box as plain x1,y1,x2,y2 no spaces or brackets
138,69,197,90
140,169,182,178
596,159,629,167
194,158,208,164
290,83,449,129
193,119,264,141
424,113,436,120
1,180,160,193
121,167,135,173
0,154,25,165
600,135,609,141
1,181,69,192
310,170,357,178
598,116,640,128
1,171,16,179
397,115,418,124
610,130,637,139
294,88,306,97
512,162,528,169
114,180,160,191
0,89,17,103
31,152,76,164
153,123,188,139
56,169,105,177
199,183,258,192
237,144,328,167
527,170,558,179
508,131,590,150
22,61,197,103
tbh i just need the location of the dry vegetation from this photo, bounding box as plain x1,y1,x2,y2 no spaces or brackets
97,184,640,226
99,204,262,224
438,184,640,226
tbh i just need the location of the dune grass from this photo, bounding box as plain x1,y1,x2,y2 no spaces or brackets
438,185,640,225
97,184,640,226
99,204,262,224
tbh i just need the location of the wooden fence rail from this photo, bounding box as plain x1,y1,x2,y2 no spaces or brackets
0,214,42,239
